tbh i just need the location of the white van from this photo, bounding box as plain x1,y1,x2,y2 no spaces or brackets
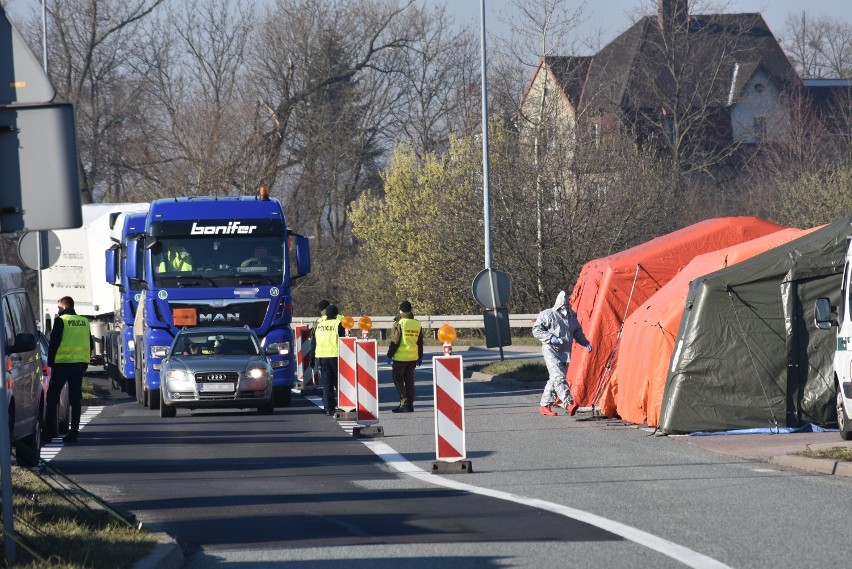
1,266,43,466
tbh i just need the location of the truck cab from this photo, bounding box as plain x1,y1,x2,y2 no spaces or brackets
105,210,148,394
814,238,852,440
127,190,310,409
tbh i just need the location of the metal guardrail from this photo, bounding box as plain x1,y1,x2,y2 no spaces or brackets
292,314,539,339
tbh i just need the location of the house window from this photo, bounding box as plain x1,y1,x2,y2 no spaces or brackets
662,117,675,145
590,120,601,147
753,116,766,141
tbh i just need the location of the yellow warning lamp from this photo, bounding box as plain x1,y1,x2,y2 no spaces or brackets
438,323,456,355
258,185,270,201
341,314,355,336
358,315,373,339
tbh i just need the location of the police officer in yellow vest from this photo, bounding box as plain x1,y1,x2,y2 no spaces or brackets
314,304,345,416
46,296,93,443
386,300,423,413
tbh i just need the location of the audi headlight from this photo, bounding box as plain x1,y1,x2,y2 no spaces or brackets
246,365,269,380
164,369,191,382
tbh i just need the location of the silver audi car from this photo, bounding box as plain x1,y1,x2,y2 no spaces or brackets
158,327,274,417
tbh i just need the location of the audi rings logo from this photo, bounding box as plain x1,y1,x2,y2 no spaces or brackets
208,374,228,381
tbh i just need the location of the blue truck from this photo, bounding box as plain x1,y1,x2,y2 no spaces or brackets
105,209,148,396
122,189,310,409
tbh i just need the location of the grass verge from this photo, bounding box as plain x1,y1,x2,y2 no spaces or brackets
9,467,158,568
797,447,852,462
467,359,547,382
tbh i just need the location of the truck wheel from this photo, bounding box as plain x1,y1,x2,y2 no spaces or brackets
125,377,135,397
16,418,42,467
274,388,292,407
838,387,852,441
148,389,160,410
160,391,176,418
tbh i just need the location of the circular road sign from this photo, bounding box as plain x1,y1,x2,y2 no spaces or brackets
17,230,61,270
472,268,511,309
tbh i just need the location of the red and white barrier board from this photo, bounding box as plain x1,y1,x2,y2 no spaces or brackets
355,339,379,424
433,355,466,461
337,337,357,412
294,324,313,385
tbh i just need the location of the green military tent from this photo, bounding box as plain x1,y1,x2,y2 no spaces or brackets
659,216,852,434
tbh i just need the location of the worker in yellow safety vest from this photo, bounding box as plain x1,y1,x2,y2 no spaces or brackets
157,245,193,272
46,296,93,443
386,300,423,413
313,304,345,416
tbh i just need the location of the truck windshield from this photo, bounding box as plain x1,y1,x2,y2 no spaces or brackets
152,235,286,288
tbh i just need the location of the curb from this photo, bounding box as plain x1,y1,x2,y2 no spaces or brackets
132,532,184,569
768,454,852,476
467,371,545,389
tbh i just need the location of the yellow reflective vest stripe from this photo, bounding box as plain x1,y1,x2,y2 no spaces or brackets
314,316,342,358
54,314,91,363
393,317,421,361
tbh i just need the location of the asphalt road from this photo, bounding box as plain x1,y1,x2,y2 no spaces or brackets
45,348,852,568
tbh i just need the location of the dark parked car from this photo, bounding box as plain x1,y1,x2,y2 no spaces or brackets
37,332,70,438
157,327,274,417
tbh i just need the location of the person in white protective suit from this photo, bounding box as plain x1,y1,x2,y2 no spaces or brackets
532,290,592,416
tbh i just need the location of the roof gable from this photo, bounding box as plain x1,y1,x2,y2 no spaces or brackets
580,13,797,112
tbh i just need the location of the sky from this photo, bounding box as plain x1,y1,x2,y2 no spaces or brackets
5,0,852,59
440,0,852,56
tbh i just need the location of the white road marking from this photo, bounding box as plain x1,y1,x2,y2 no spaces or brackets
40,406,105,462
306,394,732,569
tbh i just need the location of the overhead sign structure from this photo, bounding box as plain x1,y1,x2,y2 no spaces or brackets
0,7,56,105
0,103,83,232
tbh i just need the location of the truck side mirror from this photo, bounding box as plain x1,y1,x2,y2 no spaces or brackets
105,245,118,284
814,297,835,330
127,238,140,280
291,232,311,280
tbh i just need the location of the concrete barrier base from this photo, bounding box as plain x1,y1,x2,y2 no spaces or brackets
335,410,357,421
431,460,473,474
353,425,384,438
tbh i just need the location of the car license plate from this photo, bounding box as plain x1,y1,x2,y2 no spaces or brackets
199,383,234,392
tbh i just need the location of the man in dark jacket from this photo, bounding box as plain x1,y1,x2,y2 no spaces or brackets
45,296,93,443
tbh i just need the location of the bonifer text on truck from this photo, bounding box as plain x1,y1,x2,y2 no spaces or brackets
124,187,310,410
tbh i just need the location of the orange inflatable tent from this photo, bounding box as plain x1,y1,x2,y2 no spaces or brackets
609,227,815,426
565,217,784,409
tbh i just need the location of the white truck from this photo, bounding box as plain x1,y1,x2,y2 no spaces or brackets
40,203,148,366
815,253,852,441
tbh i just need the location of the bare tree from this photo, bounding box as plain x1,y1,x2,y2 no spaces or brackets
127,0,256,200
383,3,480,157
34,0,167,203
782,12,852,79
491,0,588,306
